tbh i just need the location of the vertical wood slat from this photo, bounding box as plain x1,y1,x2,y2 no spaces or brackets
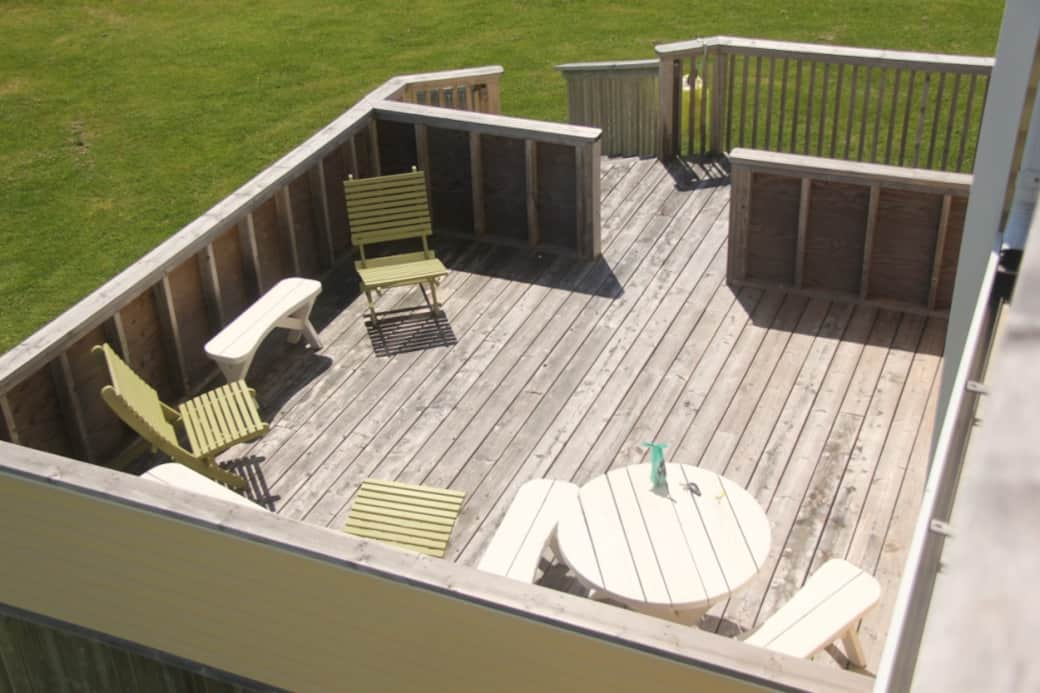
860,184,881,299
469,132,486,237
274,187,301,276
857,66,872,161
829,63,845,158
795,177,811,287
0,394,19,444
49,353,94,462
307,161,336,268
711,49,727,154
790,60,803,154
152,275,189,395
899,70,918,166
688,59,698,155
776,58,789,151
928,195,954,309
803,61,815,155
941,73,963,171
347,137,360,178
912,73,932,168
739,54,750,147
415,124,432,213
926,73,947,169
725,53,736,151
699,51,709,153
525,140,540,247
196,244,226,329
885,69,903,165
956,74,979,172
659,56,679,159
241,213,264,295
728,166,752,281
816,62,830,156
751,56,762,149
104,313,130,360
585,140,602,259
871,67,887,163
764,57,776,154
844,65,859,159
367,120,382,177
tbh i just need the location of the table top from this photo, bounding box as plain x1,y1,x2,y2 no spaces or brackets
555,464,771,611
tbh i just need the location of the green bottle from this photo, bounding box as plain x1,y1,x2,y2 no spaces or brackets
644,442,668,489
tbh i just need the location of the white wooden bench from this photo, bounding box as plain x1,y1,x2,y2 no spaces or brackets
204,277,323,382
141,463,261,510
744,558,881,669
477,479,578,583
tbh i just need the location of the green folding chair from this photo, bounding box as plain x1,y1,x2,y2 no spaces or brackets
93,343,268,490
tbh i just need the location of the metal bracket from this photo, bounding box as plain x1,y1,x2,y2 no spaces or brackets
966,380,989,396
929,519,955,538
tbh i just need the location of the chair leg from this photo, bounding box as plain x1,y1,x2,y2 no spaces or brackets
429,281,441,313
841,625,868,669
364,287,378,324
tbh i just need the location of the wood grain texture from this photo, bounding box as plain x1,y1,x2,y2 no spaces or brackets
64,326,128,463
427,126,474,236
210,224,252,322
250,197,287,294
374,118,419,175
481,134,528,242
869,188,943,305
536,141,578,251
166,259,213,388
746,173,800,284
932,195,967,310
5,367,72,457
803,180,870,294
119,291,173,403
288,175,321,277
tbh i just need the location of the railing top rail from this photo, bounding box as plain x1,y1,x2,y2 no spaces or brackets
730,148,973,194
555,59,659,74
373,100,602,145
655,36,993,74
0,65,510,394
392,66,505,93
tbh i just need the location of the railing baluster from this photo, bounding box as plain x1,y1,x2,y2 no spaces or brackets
777,58,789,151
871,67,886,163
764,57,776,152
885,69,903,165
942,74,962,171
857,66,872,161
688,58,698,155
844,65,859,159
927,72,947,170
739,54,750,148
791,60,803,154
752,55,762,149
956,74,979,172
725,53,736,151
899,70,917,166
912,73,932,168
699,50,709,154
804,61,815,155
830,63,845,158
817,63,830,156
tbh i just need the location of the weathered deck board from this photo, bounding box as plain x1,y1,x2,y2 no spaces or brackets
219,156,942,675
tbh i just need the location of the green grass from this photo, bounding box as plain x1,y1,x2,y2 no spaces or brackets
0,1,1003,352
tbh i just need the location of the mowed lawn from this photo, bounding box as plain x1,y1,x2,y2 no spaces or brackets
0,1,1002,352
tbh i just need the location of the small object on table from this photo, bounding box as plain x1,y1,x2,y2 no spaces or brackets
344,479,464,558
643,441,668,490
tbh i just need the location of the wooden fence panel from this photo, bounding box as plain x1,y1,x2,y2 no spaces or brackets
481,134,528,243
288,176,322,278
120,291,174,403
803,180,871,294
536,141,578,252
870,189,944,304
4,369,72,457
427,126,474,236
167,257,215,387
746,173,800,283
64,326,127,462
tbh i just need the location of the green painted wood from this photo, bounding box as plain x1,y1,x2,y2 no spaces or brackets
344,478,464,558
92,343,267,490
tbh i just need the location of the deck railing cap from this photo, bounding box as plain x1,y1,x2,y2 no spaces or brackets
555,59,659,73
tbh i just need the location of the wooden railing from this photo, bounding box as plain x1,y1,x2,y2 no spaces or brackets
0,67,600,469
657,37,993,171
728,148,972,315
556,60,659,156
397,65,503,113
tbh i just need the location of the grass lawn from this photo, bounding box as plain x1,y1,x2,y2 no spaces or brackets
0,1,1003,353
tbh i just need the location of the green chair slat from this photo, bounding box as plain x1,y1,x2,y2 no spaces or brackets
344,478,464,558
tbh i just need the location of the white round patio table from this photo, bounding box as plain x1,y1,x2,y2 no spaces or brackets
555,463,771,624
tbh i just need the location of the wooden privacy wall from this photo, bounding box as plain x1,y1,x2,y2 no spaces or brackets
728,148,972,314
657,37,992,169
557,60,660,156
372,102,601,258
0,67,600,471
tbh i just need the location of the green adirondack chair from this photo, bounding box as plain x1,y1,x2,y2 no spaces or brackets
345,167,448,324
92,343,268,490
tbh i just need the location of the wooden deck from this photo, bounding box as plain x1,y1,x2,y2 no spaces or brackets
221,155,944,674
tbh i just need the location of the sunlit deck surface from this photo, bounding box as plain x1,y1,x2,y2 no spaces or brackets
221,155,944,673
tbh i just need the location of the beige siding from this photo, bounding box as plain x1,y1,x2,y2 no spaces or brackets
0,443,869,693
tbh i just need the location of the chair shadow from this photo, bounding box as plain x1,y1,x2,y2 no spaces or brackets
365,309,458,357
223,455,280,511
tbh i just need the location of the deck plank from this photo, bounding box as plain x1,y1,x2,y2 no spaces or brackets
215,155,942,675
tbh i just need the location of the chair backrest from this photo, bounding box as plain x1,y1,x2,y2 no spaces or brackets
92,343,183,454
345,168,432,258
